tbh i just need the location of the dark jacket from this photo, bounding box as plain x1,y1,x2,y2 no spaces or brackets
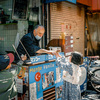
15,32,41,62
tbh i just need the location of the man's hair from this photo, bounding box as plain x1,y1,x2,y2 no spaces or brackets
71,51,83,65
34,25,44,30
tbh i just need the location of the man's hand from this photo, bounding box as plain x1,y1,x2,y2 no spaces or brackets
36,49,54,55
21,54,27,61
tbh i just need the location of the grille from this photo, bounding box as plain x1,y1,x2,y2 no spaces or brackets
43,87,56,100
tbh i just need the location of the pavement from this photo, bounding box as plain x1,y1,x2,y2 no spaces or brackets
82,90,100,100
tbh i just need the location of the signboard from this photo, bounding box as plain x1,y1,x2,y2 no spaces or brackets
45,0,76,4
29,61,63,100
12,0,28,20
30,52,64,64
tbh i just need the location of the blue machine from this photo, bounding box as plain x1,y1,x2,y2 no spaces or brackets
28,53,87,100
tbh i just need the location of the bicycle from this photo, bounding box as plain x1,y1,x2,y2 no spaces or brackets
87,57,100,93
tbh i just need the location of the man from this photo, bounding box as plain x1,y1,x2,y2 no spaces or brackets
0,53,17,100
15,25,54,62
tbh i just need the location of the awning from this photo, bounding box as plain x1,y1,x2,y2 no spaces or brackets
45,0,76,4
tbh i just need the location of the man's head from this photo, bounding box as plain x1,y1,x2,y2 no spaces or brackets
33,25,45,40
0,53,14,70
70,51,83,65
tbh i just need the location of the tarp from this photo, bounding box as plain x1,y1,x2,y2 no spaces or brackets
0,65,21,100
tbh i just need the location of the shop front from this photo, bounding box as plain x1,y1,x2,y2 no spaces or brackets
46,1,85,55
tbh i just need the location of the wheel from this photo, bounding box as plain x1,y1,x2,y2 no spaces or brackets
90,69,100,93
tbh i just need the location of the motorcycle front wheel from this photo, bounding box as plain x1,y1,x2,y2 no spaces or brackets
90,69,100,93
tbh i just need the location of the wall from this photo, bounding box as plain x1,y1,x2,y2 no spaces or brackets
0,0,29,54
0,0,16,54
50,1,85,55
0,24,17,54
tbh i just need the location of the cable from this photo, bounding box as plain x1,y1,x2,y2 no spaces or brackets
19,40,31,59
12,44,21,60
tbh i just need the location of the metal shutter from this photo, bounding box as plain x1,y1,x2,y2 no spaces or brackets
50,1,85,55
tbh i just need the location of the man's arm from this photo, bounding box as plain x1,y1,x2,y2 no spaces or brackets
23,36,60,56
36,49,61,56
36,49,54,55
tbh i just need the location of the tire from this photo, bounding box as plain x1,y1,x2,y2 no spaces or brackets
90,69,100,93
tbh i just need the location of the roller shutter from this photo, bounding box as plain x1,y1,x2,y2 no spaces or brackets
50,1,85,55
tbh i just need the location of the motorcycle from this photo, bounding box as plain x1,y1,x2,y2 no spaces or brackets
87,59,100,93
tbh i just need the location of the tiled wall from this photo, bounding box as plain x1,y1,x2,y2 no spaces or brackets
0,0,28,54
0,0,17,54
0,24,17,54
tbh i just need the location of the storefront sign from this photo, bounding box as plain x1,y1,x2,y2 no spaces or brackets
30,52,64,64
45,0,76,4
